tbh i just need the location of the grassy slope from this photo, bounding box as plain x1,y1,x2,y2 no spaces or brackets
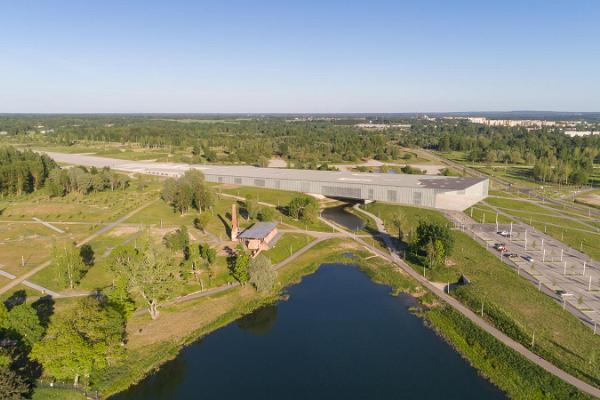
363,202,600,388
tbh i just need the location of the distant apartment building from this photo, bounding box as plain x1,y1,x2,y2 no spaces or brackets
467,117,556,128
564,130,600,137
355,123,411,130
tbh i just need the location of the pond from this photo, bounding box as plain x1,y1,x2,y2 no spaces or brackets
112,264,504,399
321,204,366,231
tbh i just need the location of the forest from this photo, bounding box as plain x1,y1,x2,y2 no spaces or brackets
1,115,599,184
0,147,56,196
0,145,129,197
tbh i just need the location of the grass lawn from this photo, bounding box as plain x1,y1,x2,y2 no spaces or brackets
261,233,314,264
465,203,513,224
32,387,87,400
0,185,158,223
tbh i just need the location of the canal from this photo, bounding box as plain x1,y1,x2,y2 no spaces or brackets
321,203,366,231
112,264,504,399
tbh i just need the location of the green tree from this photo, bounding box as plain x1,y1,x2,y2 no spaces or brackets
439,134,451,152
248,255,276,293
173,181,193,214
199,244,217,266
413,220,454,257
391,212,405,241
228,245,250,284
0,367,30,399
110,235,179,319
287,196,319,222
245,194,259,220
433,239,446,267
105,278,136,320
258,207,276,222
0,303,8,329
30,297,125,386
193,213,212,232
163,226,189,254
52,243,87,289
6,304,43,346
79,244,95,266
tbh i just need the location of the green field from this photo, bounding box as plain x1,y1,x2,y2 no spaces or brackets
465,204,513,224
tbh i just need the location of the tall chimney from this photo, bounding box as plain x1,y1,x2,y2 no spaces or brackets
231,203,238,240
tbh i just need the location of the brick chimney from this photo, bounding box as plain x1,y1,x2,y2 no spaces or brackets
231,203,238,240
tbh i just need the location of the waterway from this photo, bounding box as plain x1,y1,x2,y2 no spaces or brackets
321,204,366,231
112,264,504,400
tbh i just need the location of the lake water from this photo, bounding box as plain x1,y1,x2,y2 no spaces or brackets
321,204,366,231
112,264,505,400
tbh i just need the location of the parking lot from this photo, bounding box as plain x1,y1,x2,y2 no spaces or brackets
460,222,599,331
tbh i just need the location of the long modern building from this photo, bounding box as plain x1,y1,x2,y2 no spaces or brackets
43,152,489,211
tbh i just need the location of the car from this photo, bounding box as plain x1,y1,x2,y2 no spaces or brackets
498,230,511,237
493,243,506,251
523,255,534,262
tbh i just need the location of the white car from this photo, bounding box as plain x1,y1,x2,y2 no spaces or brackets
498,230,511,237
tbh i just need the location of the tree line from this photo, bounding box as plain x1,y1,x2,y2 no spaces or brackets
161,169,215,214
0,146,56,196
46,166,129,196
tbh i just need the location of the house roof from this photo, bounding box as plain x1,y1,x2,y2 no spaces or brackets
238,222,278,240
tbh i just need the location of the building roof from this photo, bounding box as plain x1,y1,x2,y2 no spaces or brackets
41,151,487,191
238,222,278,240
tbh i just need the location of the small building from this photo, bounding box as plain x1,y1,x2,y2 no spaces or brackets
238,222,279,256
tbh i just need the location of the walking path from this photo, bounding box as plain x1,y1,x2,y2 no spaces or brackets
332,207,600,399
133,236,328,316
0,199,158,297
32,217,65,234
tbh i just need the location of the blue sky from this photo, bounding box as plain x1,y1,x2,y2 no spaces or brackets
1,0,599,112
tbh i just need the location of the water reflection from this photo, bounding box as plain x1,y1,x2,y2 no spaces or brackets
236,305,278,336
321,204,365,231
112,264,505,400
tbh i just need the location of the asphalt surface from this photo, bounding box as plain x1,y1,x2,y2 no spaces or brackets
456,221,599,331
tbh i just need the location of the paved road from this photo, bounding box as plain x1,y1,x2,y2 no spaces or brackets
338,207,600,399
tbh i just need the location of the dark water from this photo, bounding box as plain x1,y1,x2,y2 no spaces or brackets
112,264,505,400
321,204,366,231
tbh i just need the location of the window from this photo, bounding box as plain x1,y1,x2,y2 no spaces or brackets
387,190,397,202
234,177,242,185
368,189,374,200
413,191,422,205
254,179,265,187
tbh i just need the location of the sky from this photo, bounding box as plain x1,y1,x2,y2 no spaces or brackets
1,0,599,113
